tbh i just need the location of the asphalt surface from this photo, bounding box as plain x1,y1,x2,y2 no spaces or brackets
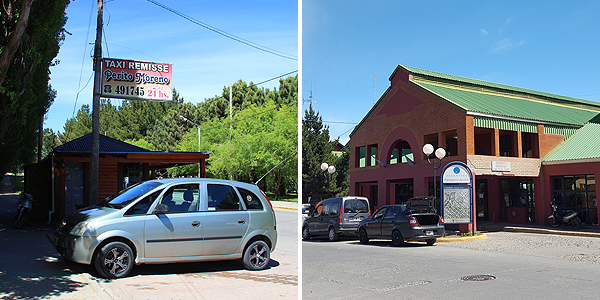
303,231,600,300
0,175,299,299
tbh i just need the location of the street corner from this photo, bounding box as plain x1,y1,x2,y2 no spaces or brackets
437,233,488,243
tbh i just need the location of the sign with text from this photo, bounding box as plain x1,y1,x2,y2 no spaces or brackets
101,58,173,101
442,185,472,223
442,164,471,183
492,161,511,172
440,161,474,225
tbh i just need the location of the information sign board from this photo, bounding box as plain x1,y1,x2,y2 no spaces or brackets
440,161,474,227
101,58,173,101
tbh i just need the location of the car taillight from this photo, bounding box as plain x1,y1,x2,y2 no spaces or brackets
258,188,276,230
409,217,418,226
439,217,444,225
259,188,274,212
338,206,343,226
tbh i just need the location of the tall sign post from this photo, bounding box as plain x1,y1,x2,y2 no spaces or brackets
440,161,476,234
90,0,103,206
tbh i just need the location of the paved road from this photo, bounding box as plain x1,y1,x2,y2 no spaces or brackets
0,175,298,299
302,232,600,300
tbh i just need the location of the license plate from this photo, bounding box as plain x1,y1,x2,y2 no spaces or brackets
426,231,434,236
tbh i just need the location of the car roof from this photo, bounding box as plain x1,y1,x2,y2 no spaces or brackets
145,178,258,189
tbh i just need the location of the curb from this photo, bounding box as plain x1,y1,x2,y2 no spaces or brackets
273,206,298,211
437,233,488,243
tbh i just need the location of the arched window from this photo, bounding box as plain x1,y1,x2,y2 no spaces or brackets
389,140,413,165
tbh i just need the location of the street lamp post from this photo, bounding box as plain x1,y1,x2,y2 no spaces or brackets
320,162,336,198
422,144,446,200
179,115,201,178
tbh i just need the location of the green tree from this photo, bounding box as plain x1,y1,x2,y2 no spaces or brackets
302,104,344,202
124,138,157,151
38,128,59,159
0,0,69,174
58,104,92,143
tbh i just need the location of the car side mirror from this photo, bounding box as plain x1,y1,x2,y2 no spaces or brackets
154,203,169,214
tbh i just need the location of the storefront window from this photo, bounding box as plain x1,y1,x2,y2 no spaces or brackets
394,183,413,204
552,175,597,226
500,178,535,223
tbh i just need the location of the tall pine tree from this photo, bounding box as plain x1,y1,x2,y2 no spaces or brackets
302,104,345,202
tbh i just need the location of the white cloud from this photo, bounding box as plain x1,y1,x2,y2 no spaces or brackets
491,37,526,53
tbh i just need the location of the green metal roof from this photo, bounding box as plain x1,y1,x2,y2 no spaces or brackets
544,123,600,162
401,65,600,109
416,82,600,126
350,65,600,138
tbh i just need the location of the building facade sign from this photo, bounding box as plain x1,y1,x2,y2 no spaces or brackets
492,161,511,172
101,58,173,101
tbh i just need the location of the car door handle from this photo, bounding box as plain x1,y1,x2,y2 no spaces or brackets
191,221,201,227
238,218,246,224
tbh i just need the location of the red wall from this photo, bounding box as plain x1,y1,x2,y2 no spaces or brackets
350,68,468,208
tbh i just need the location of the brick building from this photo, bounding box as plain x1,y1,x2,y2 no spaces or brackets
350,65,599,228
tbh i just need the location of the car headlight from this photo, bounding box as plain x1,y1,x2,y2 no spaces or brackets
70,221,90,236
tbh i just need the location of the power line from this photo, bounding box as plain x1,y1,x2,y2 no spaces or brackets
146,0,297,61
72,0,96,118
195,70,297,108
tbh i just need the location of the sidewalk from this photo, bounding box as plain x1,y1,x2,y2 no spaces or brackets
478,220,600,238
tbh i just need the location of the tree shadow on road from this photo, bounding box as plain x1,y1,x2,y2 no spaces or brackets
0,223,90,299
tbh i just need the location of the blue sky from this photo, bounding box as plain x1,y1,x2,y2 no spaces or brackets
46,0,298,133
302,0,600,145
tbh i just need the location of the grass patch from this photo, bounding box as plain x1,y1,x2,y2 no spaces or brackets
265,192,297,202
10,174,24,193
443,231,483,238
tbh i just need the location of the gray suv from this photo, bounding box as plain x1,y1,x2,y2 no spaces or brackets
50,178,277,278
302,196,370,241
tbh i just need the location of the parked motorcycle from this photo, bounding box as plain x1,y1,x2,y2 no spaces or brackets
548,201,581,230
13,193,34,229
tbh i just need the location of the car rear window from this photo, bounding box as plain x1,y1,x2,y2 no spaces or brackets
237,187,263,210
207,184,242,211
344,199,369,213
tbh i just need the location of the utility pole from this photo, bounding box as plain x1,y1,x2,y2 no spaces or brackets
229,84,232,142
229,84,233,180
90,0,103,205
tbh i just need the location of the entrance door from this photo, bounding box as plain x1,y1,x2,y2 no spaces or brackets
64,162,84,216
369,185,378,212
476,179,488,220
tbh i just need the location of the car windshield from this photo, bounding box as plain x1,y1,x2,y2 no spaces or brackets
344,199,369,213
98,181,163,209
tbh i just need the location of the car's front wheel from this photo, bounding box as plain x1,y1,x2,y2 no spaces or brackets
391,230,404,247
242,240,270,270
94,241,134,279
358,228,369,244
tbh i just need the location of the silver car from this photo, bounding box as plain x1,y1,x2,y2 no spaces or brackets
50,178,277,278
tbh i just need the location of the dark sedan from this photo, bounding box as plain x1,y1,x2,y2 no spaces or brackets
357,204,444,246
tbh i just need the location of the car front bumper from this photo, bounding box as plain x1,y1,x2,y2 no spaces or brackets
48,230,95,265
